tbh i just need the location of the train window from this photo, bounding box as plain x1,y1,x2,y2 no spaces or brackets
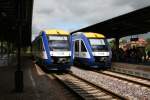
89,39,105,45
40,38,44,51
37,40,40,50
75,40,79,52
39,38,41,51
37,37,43,51
81,41,86,52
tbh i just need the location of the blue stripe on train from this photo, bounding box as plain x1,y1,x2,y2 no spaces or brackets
41,31,51,64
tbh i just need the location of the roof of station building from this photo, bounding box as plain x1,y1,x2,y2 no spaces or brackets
71,6,150,39
0,0,34,46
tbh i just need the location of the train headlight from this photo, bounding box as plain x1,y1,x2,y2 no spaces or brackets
100,57,107,62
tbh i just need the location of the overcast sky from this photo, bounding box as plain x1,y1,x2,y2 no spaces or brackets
32,0,150,40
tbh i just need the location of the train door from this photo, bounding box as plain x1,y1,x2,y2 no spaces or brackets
74,40,79,58
73,40,80,65
80,40,90,59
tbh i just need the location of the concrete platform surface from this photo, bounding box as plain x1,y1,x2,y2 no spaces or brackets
111,62,150,79
0,57,77,100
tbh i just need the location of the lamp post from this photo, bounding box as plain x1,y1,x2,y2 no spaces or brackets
15,0,24,92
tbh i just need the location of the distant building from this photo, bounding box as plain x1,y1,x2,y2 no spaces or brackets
119,38,147,51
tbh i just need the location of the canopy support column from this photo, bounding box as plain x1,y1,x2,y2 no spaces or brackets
115,37,120,61
15,0,24,93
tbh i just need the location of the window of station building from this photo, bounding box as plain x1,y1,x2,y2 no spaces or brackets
81,41,87,52
75,40,79,52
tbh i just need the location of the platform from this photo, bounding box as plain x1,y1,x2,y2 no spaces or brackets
0,57,76,100
111,62,150,79
0,58,36,100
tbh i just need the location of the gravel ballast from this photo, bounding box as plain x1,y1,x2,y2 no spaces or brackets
71,67,150,100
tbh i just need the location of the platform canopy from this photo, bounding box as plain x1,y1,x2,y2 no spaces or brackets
0,0,34,46
71,6,150,39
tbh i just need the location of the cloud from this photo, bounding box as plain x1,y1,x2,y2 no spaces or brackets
112,0,150,9
32,0,150,40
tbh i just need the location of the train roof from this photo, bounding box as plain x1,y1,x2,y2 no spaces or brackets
83,32,105,38
44,29,69,35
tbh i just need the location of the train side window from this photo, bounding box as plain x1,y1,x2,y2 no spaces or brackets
39,38,42,51
37,37,44,51
40,38,44,51
81,41,87,52
75,40,79,52
37,40,40,50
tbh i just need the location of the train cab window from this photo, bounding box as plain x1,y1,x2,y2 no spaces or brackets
81,41,87,52
75,40,79,52
48,36,69,51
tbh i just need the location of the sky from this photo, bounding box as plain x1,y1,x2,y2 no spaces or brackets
32,0,150,40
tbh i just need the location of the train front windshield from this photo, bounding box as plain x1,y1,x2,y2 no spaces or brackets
48,36,69,51
89,39,108,51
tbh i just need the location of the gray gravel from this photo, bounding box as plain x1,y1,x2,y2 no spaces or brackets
71,67,150,100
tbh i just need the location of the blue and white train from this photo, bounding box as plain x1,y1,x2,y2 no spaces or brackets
71,32,112,69
32,29,71,71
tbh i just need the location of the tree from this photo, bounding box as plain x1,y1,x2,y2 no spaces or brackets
146,38,150,44
146,38,150,51
120,39,127,44
108,39,115,49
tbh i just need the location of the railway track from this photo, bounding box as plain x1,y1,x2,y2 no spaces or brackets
95,70,150,88
50,72,127,100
